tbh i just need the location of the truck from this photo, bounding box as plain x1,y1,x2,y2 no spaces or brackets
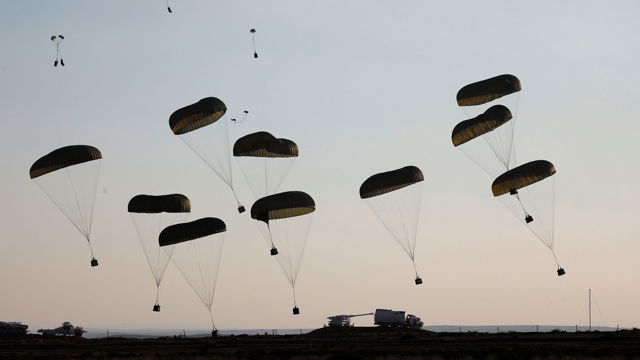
374,309,423,329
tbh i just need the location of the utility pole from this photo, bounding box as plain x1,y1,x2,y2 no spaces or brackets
589,288,592,332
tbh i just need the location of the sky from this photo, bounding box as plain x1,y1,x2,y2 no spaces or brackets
0,1,639,332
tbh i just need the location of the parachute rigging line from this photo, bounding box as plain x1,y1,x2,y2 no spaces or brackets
267,223,278,255
67,168,98,265
514,193,533,223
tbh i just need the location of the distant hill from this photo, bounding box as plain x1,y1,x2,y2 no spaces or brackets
425,325,623,333
83,325,626,339
84,328,310,339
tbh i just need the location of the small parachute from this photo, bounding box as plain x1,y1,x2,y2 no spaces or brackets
159,217,227,336
360,166,424,285
50,34,65,67
170,97,245,213
233,131,298,200
251,191,315,314
128,194,191,312
30,145,102,267
230,110,249,124
491,160,565,276
250,29,258,58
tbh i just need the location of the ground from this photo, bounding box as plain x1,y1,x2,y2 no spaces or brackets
1,327,639,359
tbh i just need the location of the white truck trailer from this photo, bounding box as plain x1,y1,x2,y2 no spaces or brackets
374,309,423,329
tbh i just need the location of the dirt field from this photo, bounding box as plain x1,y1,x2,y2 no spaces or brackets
1,327,639,359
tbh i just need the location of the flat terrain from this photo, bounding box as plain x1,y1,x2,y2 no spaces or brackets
1,327,639,359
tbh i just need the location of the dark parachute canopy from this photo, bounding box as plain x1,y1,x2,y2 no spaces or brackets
251,191,315,224
233,132,299,200
250,191,316,315
453,75,521,177
491,160,563,276
30,145,102,267
159,217,227,247
169,97,227,135
456,74,521,107
492,160,556,196
128,194,191,312
452,105,513,147
359,166,425,285
359,166,424,199
30,145,102,179
233,132,298,158
128,194,191,213
158,217,227,335
170,97,244,213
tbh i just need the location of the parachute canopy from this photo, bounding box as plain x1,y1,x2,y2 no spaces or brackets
251,191,315,224
452,105,513,146
169,97,227,135
159,218,226,247
233,132,298,158
360,166,424,199
30,145,101,179
128,193,191,310
128,194,191,214
492,160,556,196
159,216,226,333
456,74,521,107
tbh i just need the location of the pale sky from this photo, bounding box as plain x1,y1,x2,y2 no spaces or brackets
1,1,639,332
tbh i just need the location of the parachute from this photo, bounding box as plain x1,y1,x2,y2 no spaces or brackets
452,105,514,177
457,74,521,107
50,35,65,67
251,191,315,314
30,145,102,267
170,97,245,213
230,110,249,124
159,218,227,336
250,29,258,58
360,166,424,285
454,75,522,177
233,131,298,200
128,194,191,312
491,160,565,276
